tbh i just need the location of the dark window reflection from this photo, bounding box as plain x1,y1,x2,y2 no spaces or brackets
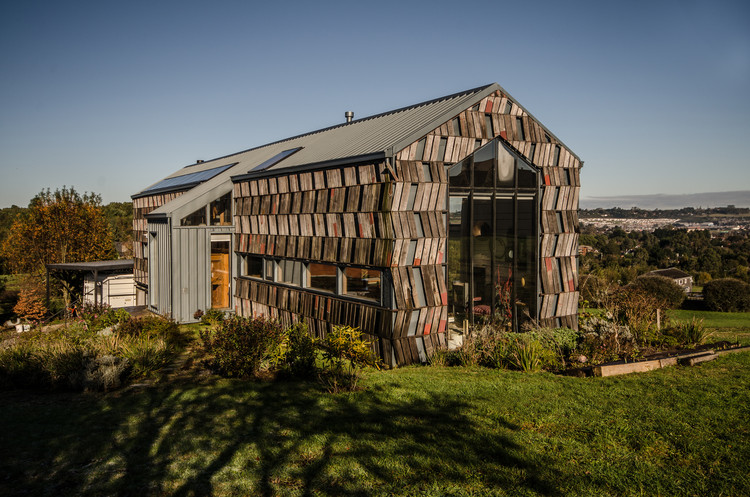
447,138,540,332
473,143,495,189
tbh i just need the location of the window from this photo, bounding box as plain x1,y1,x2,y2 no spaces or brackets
278,259,304,286
244,255,263,278
504,100,513,114
308,263,337,293
485,114,494,137
181,206,206,226
210,193,231,226
343,267,381,302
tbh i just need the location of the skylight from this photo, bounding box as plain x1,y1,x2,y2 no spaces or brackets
250,147,302,172
141,163,234,194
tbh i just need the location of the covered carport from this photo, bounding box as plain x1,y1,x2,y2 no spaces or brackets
45,259,135,310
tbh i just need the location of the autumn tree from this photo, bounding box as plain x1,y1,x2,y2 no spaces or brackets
1,187,116,308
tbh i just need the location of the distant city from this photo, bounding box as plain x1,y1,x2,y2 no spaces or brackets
580,203,750,232
580,190,750,210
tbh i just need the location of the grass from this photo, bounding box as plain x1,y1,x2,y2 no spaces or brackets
669,309,750,345
1,352,749,496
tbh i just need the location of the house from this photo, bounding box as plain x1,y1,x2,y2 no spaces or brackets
132,83,583,366
645,268,693,293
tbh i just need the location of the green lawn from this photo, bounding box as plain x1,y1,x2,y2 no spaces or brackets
669,309,750,344
2,353,749,496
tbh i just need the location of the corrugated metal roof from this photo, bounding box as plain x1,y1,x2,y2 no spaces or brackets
134,84,497,201
136,83,582,216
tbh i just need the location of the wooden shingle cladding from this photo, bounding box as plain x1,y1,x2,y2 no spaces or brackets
132,191,184,288
394,89,581,330
233,89,581,366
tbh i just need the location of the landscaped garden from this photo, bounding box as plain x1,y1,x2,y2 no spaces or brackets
1,348,748,496
1,273,750,496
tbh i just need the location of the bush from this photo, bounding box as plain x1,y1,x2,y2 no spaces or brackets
629,275,686,309
579,274,615,309
0,315,181,391
663,318,708,347
200,316,284,378
319,326,379,392
200,308,226,326
277,321,317,378
703,278,750,312
449,325,582,371
578,312,638,364
609,286,663,344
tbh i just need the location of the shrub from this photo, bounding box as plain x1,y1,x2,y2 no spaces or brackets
278,321,317,378
117,315,180,342
578,312,638,364
319,326,379,393
609,286,663,344
201,308,226,326
200,316,285,378
13,276,46,323
629,275,685,309
663,317,708,347
579,274,616,309
509,336,543,372
451,325,582,372
0,344,47,389
703,278,750,312
78,302,129,331
120,335,169,378
0,315,181,391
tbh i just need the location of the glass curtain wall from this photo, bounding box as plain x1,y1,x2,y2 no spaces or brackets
447,139,539,332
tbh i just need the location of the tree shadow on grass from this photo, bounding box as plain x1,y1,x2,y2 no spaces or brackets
1,377,568,496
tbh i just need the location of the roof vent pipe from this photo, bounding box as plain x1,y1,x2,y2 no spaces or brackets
345,111,354,123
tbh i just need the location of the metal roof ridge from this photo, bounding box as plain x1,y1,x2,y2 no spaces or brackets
168,84,497,169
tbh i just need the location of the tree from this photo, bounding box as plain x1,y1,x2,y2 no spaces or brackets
703,278,750,312
1,188,116,310
628,275,685,309
1,187,115,275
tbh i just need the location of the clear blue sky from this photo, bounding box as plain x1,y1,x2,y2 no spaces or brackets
1,0,749,207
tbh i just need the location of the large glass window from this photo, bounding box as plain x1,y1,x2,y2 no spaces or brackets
210,193,231,226
181,206,206,226
343,267,381,302
308,263,337,293
447,138,540,332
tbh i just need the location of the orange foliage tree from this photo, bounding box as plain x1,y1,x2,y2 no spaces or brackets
13,276,47,322
1,187,116,309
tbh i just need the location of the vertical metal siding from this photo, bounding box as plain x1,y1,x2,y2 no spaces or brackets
147,220,172,318
171,226,234,322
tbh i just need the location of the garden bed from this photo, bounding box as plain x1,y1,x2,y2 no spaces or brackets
562,342,750,377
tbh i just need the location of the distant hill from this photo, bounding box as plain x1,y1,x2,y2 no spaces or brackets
580,191,750,209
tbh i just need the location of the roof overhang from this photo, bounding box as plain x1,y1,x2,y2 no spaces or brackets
46,259,134,273
230,151,387,183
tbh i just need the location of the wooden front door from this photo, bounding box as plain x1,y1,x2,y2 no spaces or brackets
211,241,230,309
